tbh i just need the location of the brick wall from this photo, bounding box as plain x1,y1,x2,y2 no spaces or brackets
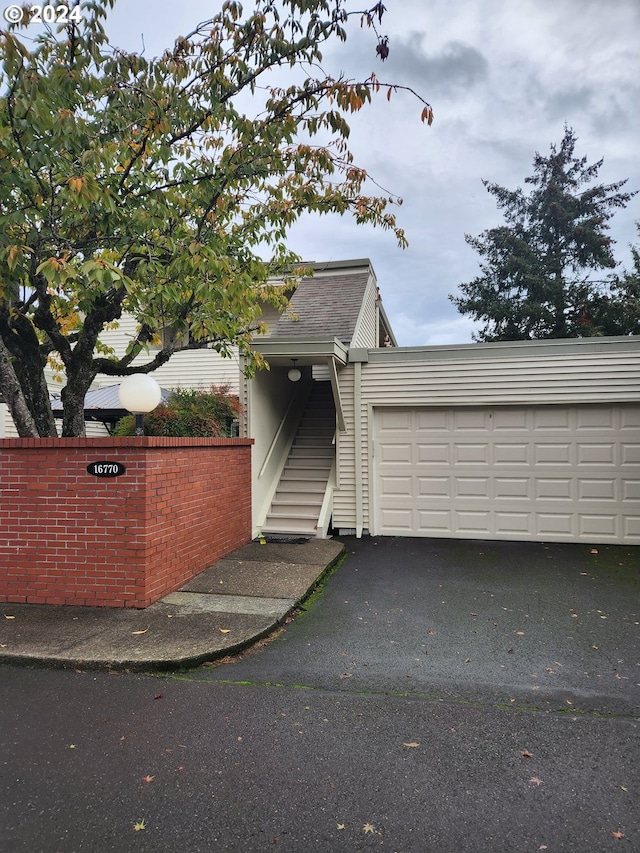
0,437,253,608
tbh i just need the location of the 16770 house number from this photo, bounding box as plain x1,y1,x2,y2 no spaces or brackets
3,4,84,24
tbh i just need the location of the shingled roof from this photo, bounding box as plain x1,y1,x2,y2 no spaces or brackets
264,269,370,345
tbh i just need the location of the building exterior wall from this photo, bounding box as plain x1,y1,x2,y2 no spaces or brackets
94,314,241,392
333,337,640,534
350,277,379,349
0,437,252,607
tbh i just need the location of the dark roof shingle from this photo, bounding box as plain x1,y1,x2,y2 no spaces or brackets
265,271,370,344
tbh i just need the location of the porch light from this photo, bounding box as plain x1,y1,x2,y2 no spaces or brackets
288,358,301,382
118,374,162,436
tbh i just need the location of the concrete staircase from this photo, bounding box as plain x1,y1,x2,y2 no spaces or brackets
262,382,335,536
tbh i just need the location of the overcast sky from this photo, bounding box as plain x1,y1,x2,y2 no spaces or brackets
105,0,640,346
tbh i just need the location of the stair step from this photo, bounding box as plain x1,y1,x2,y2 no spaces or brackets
277,479,327,492
262,521,318,535
271,491,323,503
289,445,333,457
285,457,332,469
269,500,323,516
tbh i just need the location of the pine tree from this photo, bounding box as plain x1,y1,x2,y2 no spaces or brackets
451,127,637,341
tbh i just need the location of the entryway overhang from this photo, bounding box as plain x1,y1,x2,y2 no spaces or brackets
250,337,348,431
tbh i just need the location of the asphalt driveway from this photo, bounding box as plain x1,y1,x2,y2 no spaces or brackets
209,536,640,716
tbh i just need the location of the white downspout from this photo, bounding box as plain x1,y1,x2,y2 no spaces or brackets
354,360,363,538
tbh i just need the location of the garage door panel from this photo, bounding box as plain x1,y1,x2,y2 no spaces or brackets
455,510,492,533
535,478,573,500
577,444,616,465
576,408,616,430
452,410,490,431
379,443,413,464
534,409,572,430
378,508,414,531
494,443,530,465
534,443,573,465
417,443,450,464
495,512,530,534
622,444,640,464
415,409,449,430
492,409,529,431
455,477,491,498
536,513,574,536
417,477,450,497
623,480,640,500
494,477,530,499
579,514,618,538
578,479,616,501
416,509,451,532
374,404,639,544
378,475,413,497
621,409,640,430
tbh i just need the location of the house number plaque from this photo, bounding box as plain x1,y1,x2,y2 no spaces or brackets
86,461,126,478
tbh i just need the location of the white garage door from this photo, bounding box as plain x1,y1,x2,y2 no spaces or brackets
373,405,640,544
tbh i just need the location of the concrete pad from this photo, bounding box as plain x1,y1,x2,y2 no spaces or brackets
0,599,276,669
183,559,331,599
0,538,344,671
229,539,344,566
163,591,294,617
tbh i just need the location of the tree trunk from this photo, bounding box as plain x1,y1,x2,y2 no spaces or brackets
0,327,57,437
0,334,40,437
60,367,96,437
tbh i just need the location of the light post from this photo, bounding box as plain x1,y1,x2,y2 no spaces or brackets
118,374,162,436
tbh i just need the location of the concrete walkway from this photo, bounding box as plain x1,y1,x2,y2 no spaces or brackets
0,539,344,671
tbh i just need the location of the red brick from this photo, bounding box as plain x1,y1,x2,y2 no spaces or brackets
0,438,252,608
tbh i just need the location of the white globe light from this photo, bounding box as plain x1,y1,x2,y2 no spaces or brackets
118,374,162,413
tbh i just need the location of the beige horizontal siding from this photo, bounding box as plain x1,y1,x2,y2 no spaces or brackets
360,353,640,406
334,342,640,533
350,278,378,349
96,314,240,392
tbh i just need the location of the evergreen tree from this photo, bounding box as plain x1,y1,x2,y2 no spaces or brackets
450,127,637,341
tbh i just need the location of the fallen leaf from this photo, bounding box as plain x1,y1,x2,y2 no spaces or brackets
4,615,15,620
403,742,420,748
339,672,353,679
142,775,155,783
132,628,149,635
337,823,345,830
363,824,376,834
612,831,625,839
69,744,76,749
521,750,533,759
219,628,231,634
529,777,544,786
133,820,146,832
516,631,525,636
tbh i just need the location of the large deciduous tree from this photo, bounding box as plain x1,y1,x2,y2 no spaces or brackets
450,127,637,341
0,0,433,437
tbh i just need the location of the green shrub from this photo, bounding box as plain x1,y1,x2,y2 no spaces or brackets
113,385,242,437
